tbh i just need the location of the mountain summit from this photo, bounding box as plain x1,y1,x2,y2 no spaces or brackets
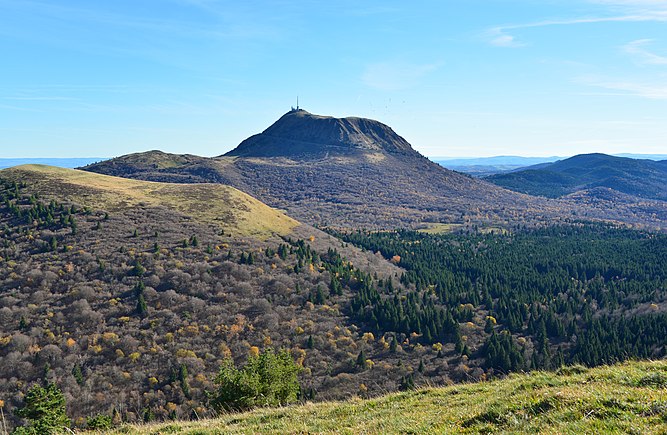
225,109,418,158
82,110,667,229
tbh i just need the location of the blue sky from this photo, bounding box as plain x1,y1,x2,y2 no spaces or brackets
1,0,666,158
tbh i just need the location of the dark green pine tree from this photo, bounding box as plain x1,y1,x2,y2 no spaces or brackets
137,294,148,318
190,235,199,247
179,364,191,399
399,374,415,391
390,335,398,352
71,364,84,386
454,331,464,354
15,383,71,434
356,350,367,369
311,286,326,305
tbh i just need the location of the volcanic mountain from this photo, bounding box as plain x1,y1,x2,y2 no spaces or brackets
228,109,417,158
83,110,667,229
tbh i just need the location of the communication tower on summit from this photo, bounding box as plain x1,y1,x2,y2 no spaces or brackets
291,96,301,112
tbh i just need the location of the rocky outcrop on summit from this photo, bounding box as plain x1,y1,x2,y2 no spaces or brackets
226,109,417,158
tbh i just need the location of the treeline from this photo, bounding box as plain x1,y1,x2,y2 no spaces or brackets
329,224,667,372
0,179,95,252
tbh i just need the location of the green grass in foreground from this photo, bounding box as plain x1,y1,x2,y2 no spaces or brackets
103,360,667,434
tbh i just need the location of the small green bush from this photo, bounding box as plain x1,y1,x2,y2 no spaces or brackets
14,383,70,434
209,348,301,412
87,414,113,430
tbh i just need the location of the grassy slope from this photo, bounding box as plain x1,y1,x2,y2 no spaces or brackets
1,164,298,238
108,360,667,434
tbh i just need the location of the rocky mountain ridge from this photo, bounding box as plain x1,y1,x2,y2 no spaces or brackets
82,111,667,230
226,109,417,158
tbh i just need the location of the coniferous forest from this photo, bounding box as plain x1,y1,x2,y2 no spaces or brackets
2,166,667,433
330,224,667,373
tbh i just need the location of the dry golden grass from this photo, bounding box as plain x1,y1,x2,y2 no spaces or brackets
417,222,463,234
2,165,298,239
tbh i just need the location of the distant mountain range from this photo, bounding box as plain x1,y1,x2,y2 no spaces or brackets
0,158,104,169
81,110,667,230
434,157,561,177
487,153,667,201
435,156,563,167
435,154,667,177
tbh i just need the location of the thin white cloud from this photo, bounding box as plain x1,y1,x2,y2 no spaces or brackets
589,0,667,8
623,39,667,65
0,103,42,112
578,75,667,99
487,28,526,48
486,1,667,48
0,0,285,59
362,61,439,91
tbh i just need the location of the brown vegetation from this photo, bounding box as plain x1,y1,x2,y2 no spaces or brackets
0,167,490,431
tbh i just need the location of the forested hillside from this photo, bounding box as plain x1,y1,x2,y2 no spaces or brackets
331,224,667,374
2,166,666,432
488,153,667,201
0,167,411,430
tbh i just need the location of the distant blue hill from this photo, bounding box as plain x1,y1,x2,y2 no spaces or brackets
0,158,107,169
434,154,667,177
486,153,667,201
433,156,563,177
433,156,563,166
615,153,667,161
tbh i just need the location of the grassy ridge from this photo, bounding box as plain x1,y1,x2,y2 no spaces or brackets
107,360,667,434
1,165,298,238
